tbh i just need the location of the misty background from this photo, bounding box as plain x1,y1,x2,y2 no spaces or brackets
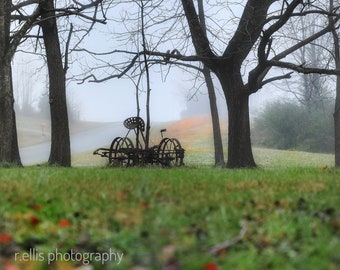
11,0,337,164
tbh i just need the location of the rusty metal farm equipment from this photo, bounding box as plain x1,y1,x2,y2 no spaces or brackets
93,117,185,167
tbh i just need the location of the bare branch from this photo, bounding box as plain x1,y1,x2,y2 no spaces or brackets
11,0,39,12
64,23,74,74
180,0,216,67
72,0,105,11
8,6,41,61
259,72,294,90
42,9,106,24
269,60,340,75
76,48,204,84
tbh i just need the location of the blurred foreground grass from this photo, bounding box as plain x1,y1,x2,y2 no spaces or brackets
0,166,339,269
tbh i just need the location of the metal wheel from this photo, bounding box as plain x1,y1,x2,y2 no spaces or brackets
158,138,184,167
108,137,122,164
109,137,134,166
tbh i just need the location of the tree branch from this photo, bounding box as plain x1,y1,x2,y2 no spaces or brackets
180,0,216,68
247,0,302,92
72,0,105,11
259,72,294,89
7,6,41,61
76,49,204,84
64,23,73,74
11,0,39,12
269,60,340,75
248,1,339,94
223,0,275,66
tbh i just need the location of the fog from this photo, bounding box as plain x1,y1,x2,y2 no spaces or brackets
13,51,281,124
12,1,283,125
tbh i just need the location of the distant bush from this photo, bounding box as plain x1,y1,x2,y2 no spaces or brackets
252,101,334,153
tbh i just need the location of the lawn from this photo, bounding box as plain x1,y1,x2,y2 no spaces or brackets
0,165,339,270
2,116,339,269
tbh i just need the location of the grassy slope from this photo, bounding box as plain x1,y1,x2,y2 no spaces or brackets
76,114,334,168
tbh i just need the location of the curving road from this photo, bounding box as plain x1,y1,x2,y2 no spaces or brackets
19,122,127,165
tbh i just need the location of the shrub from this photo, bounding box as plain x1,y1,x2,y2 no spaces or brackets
252,101,334,153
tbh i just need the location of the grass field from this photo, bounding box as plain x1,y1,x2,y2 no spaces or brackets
0,165,339,270
1,116,339,269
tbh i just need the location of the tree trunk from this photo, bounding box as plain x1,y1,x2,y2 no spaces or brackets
40,0,71,167
330,0,340,167
140,0,151,149
198,0,225,167
226,93,256,168
218,71,256,168
334,64,340,167
203,67,225,166
0,1,22,166
333,58,340,167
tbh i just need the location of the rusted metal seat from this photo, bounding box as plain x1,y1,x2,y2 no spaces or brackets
123,117,145,131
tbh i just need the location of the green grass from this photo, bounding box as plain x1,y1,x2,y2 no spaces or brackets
0,166,339,269
72,144,335,168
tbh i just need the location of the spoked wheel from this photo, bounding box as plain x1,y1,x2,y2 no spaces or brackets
108,137,122,164
109,137,134,166
158,138,184,167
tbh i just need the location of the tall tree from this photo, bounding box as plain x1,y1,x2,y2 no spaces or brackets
0,1,39,166
74,0,339,168
330,0,340,166
181,0,340,168
8,0,107,166
74,1,226,166
0,1,19,165
39,0,71,166
197,0,224,167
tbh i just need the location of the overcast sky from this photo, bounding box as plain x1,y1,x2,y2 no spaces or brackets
12,1,284,123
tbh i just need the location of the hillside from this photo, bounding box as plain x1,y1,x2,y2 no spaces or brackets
150,114,228,152
14,113,335,168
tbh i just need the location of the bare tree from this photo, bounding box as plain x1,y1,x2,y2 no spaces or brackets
281,15,333,108
75,0,340,168
3,0,108,166
74,1,226,166
197,0,225,167
39,0,71,166
180,0,340,168
0,1,40,166
329,0,340,166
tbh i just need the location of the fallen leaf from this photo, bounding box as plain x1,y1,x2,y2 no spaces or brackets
59,219,71,227
204,262,219,270
0,234,12,244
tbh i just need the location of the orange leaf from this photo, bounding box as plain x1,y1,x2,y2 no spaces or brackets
59,219,71,227
204,262,219,270
0,234,12,244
